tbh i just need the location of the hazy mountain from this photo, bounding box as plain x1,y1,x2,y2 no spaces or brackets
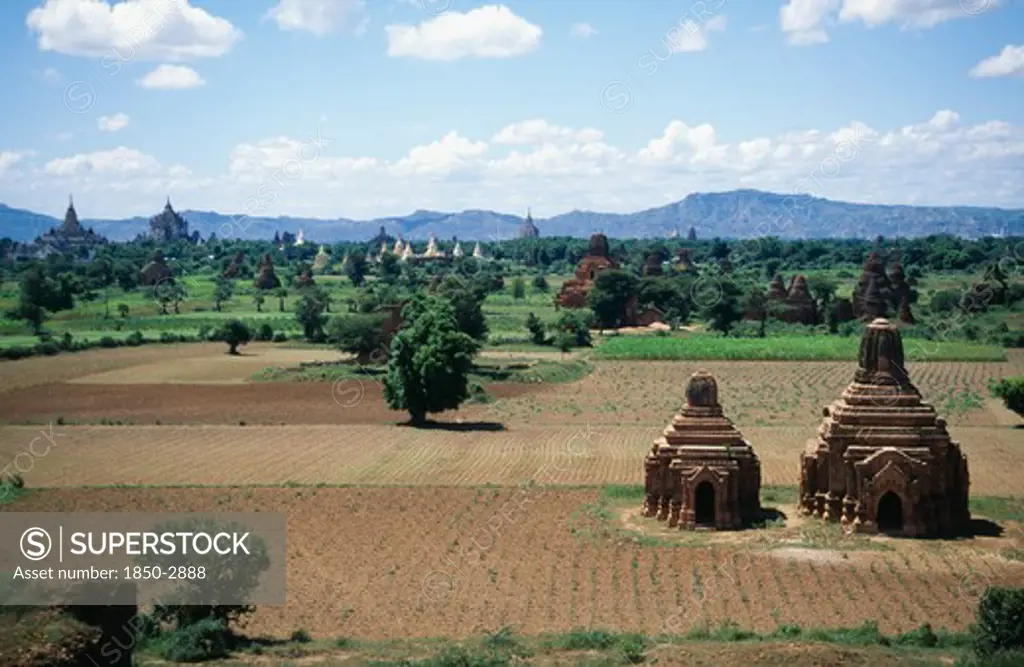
1,190,1021,244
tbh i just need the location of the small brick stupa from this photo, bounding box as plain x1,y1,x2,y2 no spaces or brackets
140,250,172,286
253,253,281,290
799,318,970,537
642,370,761,530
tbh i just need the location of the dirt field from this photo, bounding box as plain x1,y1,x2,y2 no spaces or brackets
2,423,1023,495
6,487,1023,640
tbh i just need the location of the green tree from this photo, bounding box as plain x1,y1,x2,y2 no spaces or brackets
275,287,288,312
117,303,130,318
252,293,265,313
588,270,639,328
13,267,49,334
512,276,526,301
295,290,327,342
436,275,489,341
378,252,401,283
218,319,252,355
696,277,744,336
213,277,234,312
383,295,479,425
532,274,549,293
329,313,386,364
346,252,369,287
557,311,592,347
973,586,1024,658
989,377,1024,418
554,331,574,357
526,312,547,345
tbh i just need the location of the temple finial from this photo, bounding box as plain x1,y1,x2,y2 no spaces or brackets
68,194,74,209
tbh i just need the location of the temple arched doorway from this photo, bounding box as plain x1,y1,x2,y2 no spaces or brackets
877,491,904,534
694,482,716,527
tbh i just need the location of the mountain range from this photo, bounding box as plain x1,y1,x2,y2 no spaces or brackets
1,190,1021,244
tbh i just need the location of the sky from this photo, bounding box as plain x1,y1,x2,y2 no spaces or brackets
0,0,1022,222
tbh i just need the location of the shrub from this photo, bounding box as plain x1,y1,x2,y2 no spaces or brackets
272,332,288,343
34,341,60,356
525,313,547,345
159,332,179,344
157,618,230,663
554,628,618,650
989,378,1024,417
59,332,74,350
257,323,274,342
1,346,35,360
290,629,312,644
973,586,1024,657
125,331,145,347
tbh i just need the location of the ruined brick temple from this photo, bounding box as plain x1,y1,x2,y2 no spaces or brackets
799,318,971,536
643,371,761,530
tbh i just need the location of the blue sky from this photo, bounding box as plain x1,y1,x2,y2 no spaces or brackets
0,0,1022,221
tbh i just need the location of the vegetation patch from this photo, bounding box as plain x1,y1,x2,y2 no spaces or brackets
592,335,1007,362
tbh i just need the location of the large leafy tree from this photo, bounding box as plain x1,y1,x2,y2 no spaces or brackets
383,295,480,425
435,274,489,341
330,313,386,364
295,289,327,342
218,319,252,355
346,252,369,287
588,270,639,328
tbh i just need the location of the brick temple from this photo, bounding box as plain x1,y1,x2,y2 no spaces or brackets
642,370,761,530
799,318,971,536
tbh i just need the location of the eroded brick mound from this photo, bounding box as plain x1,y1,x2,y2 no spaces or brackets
799,318,971,537
254,253,282,290
139,250,171,286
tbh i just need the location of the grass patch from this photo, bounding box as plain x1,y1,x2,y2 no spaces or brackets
592,335,1006,362
255,359,592,385
970,496,1024,523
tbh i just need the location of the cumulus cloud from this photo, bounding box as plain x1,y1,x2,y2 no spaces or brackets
669,15,727,53
97,112,130,132
386,4,541,61
970,44,1024,78
137,64,205,89
570,22,597,38
7,111,1024,219
0,151,31,175
781,0,995,45
26,0,241,61
264,0,367,36
491,119,603,146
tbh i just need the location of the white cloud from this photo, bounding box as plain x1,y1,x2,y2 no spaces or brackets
782,0,995,45
392,131,488,175
570,22,596,38
0,151,31,175
8,111,1024,220
137,64,205,89
44,146,166,176
97,112,130,132
26,0,241,61
669,15,727,53
780,0,836,45
492,119,602,146
386,4,541,61
264,0,366,36
970,44,1024,78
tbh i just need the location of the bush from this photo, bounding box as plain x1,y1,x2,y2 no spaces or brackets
159,332,180,344
59,332,74,351
989,378,1024,417
525,313,547,346
272,332,288,343
973,586,1024,657
157,618,230,663
34,341,60,356
99,336,120,348
218,319,252,355
290,629,312,643
1,346,35,360
257,323,274,342
125,331,145,347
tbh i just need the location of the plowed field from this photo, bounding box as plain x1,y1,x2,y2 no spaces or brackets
3,423,1022,495
6,487,1023,640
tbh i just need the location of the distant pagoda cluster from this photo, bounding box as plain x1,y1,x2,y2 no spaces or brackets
368,231,486,264
12,195,107,260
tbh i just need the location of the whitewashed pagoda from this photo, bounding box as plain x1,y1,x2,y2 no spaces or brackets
472,242,484,259
452,242,464,258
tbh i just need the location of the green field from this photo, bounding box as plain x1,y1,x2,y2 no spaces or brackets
591,333,1007,362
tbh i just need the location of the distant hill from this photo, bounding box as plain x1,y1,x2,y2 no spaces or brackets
1,190,1021,243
